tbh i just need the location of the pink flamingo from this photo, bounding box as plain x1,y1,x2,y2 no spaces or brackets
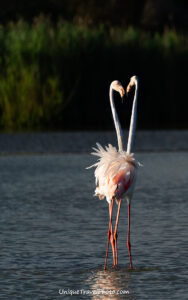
87,76,141,269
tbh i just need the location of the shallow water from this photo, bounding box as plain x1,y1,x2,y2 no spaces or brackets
0,133,188,299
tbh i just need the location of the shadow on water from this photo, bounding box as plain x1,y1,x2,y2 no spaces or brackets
73,265,160,275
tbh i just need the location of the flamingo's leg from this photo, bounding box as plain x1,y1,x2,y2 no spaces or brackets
110,199,116,267
104,198,114,269
127,203,133,269
114,199,122,267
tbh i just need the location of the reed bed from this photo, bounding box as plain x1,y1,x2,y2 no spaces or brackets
0,17,187,130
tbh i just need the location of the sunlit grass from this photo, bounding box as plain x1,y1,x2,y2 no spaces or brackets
0,17,187,130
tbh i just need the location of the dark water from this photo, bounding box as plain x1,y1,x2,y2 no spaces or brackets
0,132,187,299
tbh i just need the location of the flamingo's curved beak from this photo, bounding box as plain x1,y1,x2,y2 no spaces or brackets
121,94,126,103
120,88,126,102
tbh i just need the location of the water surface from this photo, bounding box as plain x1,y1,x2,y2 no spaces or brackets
0,132,187,299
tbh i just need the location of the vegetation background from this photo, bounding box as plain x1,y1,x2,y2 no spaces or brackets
0,0,187,131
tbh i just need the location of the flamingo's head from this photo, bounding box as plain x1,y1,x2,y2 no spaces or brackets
111,80,125,98
126,75,138,94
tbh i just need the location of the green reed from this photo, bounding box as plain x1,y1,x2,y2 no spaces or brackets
0,17,187,130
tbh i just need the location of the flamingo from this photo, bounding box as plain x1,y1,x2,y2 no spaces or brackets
87,76,141,269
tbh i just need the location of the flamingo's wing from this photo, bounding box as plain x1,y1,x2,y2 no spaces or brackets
113,166,135,200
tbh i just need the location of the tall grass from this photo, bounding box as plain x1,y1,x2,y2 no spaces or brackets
0,17,187,130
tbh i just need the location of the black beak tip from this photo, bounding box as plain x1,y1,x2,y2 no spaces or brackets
121,94,126,102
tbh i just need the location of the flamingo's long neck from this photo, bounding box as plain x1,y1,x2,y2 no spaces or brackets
127,80,138,154
110,87,124,152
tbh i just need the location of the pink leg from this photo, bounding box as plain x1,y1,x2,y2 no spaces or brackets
127,203,133,269
114,199,122,267
104,199,114,269
110,199,116,267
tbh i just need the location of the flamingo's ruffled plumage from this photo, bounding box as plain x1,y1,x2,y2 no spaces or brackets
88,143,141,203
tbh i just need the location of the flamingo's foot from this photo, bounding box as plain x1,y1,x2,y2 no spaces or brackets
112,264,118,269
